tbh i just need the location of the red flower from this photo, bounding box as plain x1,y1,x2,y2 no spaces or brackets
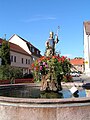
31,63,34,68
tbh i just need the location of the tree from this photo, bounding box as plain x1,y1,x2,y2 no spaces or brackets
0,39,11,65
0,39,23,82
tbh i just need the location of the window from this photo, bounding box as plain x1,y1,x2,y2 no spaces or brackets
27,43,32,51
28,59,30,64
14,56,16,62
22,58,24,64
29,45,32,51
29,69,31,74
26,59,27,64
37,50,38,55
37,50,39,55
32,47,34,52
11,56,13,62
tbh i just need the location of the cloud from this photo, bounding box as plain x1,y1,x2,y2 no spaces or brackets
23,15,56,22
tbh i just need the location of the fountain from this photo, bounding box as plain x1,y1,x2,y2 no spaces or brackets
32,31,71,93
0,31,90,120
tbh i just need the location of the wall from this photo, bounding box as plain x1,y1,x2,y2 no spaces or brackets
9,35,31,55
0,97,90,120
84,25,90,75
0,78,34,84
10,51,31,68
10,51,32,74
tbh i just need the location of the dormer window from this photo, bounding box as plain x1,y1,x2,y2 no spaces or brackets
29,44,32,51
32,47,34,52
27,43,32,51
37,50,39,55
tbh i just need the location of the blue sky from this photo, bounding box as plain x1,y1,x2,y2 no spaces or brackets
0,0,90,58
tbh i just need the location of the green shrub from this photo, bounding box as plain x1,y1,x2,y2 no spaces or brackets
63,75,73,82
0,65,23,82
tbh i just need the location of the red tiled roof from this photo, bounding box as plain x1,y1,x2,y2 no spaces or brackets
84,21,90,35
0,38,31,56
10,43,31,56
70,58,84,65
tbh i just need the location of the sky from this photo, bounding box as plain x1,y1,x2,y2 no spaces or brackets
0,0,90,58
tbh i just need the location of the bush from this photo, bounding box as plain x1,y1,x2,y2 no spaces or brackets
32,55,71,82
0,65,23,81
63,74,73,82
23,73,33,79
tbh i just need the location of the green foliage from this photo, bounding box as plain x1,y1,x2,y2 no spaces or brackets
0,39,23,83
63,74,73,82
74,57,83,59
0,65,23,82
23,73,33,78
32,56,71,82
0,40,11,65
61,59,71,75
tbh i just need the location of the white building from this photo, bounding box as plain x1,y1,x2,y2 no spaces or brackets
10,42,33,74
84,21,90,76
9,34,41,61
0,34,41,74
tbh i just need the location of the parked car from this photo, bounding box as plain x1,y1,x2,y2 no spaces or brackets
70,71,80,77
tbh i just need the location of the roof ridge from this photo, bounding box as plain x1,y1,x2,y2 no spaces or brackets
9,34,40,51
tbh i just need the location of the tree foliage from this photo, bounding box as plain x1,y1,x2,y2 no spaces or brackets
0,65,23,81
0,40,11,65
0,39,23,82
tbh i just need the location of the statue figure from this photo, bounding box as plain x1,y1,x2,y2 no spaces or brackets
40,29,62,92
45,31,59,57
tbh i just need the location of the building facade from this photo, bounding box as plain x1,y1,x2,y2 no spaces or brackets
70,58,84,73
9,34,41,61
10,42,33,74
84,21,90,75
0,34,41,74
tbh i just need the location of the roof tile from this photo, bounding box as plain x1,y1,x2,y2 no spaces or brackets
70,58,84,65
0,38,31,56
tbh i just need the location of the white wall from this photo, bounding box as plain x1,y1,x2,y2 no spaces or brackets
9,35,31,55
10,51,32,74
84,26,90,75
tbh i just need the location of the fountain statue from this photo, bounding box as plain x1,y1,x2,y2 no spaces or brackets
40,31,61,91
32,29,71,92
45,31,59,57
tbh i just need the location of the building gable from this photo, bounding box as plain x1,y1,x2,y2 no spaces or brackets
0,38,30,56
9,34,41,57
9,34,32,55
84,21,90,35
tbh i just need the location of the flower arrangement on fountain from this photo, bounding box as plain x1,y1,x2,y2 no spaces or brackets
31,55,72,91
32,31,72,92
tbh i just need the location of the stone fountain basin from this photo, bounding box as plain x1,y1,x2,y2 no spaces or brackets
0,83,90,120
